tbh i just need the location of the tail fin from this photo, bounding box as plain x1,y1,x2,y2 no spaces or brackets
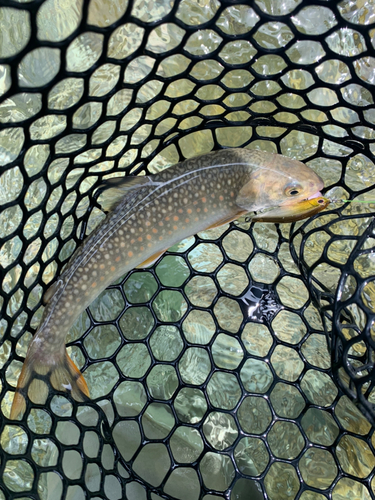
10,349,90,420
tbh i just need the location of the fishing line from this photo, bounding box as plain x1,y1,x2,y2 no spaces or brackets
341,199,375,203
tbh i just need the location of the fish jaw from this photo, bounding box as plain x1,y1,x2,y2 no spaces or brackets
252,195,330,223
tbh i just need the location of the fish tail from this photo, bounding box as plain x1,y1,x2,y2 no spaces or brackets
10,346,90,420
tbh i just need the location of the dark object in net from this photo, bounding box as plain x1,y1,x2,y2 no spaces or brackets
0,1,375,499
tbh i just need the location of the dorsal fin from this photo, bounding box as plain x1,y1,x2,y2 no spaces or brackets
96,175,153,212
42,281,61,305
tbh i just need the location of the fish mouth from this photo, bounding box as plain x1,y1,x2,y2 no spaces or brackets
252,193,330,223
307,191,323,200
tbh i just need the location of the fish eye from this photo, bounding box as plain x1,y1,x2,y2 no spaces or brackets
318,198,325,204
284,184,302,197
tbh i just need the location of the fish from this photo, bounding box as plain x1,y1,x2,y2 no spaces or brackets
10,148,326,419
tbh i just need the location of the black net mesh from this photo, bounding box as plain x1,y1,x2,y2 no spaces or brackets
1,0,375,499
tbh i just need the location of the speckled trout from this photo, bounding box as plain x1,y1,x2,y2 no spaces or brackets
11,148,328,418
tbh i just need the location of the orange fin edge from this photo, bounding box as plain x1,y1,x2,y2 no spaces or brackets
136,249,167,268
10,350,90,420
10,388,27,420
65,353,90,399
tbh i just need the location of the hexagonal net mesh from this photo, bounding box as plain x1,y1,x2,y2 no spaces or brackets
0,0,375,499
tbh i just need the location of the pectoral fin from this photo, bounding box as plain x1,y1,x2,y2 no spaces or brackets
136,249,167,268
205,210,248,230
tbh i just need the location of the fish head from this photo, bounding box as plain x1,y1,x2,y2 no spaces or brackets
236,152,325,220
